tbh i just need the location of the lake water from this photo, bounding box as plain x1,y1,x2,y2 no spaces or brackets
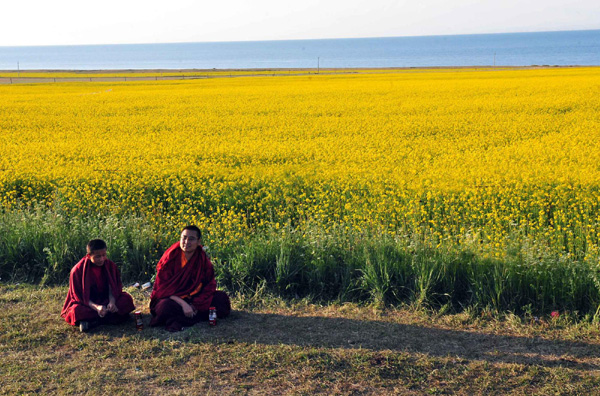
0,29,599,70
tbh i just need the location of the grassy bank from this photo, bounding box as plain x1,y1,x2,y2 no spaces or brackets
2,208,600,318
1,284,600,395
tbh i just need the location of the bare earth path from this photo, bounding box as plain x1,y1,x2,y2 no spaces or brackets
0,66,569,84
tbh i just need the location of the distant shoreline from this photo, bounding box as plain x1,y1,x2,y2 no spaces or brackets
0,65,590,74
0,65,595,85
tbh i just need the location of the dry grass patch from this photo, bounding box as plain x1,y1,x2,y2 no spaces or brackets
1,284,600,395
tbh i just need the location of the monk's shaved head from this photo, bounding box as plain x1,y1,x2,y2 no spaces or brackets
181,225,201,239
86,239,107,254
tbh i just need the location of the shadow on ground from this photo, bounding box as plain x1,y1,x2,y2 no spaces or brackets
142,310,600,371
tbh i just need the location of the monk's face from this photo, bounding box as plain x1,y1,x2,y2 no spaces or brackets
180,229,200,252
89,248,107,266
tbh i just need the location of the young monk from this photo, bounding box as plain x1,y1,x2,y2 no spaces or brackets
150,225,231,332
61,239,135,332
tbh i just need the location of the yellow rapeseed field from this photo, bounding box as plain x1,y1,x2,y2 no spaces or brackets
1,68,600,255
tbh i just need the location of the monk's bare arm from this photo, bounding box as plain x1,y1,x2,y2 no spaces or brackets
169,295,196,317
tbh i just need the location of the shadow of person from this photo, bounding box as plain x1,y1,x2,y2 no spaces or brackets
181,311,600,371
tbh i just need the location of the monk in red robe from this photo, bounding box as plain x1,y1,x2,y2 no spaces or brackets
150,225,231,332
61,239,135,332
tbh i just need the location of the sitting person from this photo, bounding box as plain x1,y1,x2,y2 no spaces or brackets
61,239,135,332
150,225,231,332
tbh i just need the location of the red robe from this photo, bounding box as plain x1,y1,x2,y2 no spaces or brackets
61,256,134,325
150,242,217,312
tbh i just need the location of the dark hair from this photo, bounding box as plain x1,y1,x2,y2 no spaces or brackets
86,239,107,254
181,225,201,239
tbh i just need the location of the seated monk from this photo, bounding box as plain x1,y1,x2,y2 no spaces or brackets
150,225,231,332
61,239,135,332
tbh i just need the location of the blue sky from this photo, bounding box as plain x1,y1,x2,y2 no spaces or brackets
3,0,599,46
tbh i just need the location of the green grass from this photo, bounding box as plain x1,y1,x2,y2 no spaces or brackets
2,207,600,318
1,284,600,395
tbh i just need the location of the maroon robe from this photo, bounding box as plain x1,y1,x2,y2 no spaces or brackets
150,242,230,331
61,256,135,326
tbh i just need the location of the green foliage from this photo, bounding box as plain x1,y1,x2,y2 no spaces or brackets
2,207,600,317
0,208,169,284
